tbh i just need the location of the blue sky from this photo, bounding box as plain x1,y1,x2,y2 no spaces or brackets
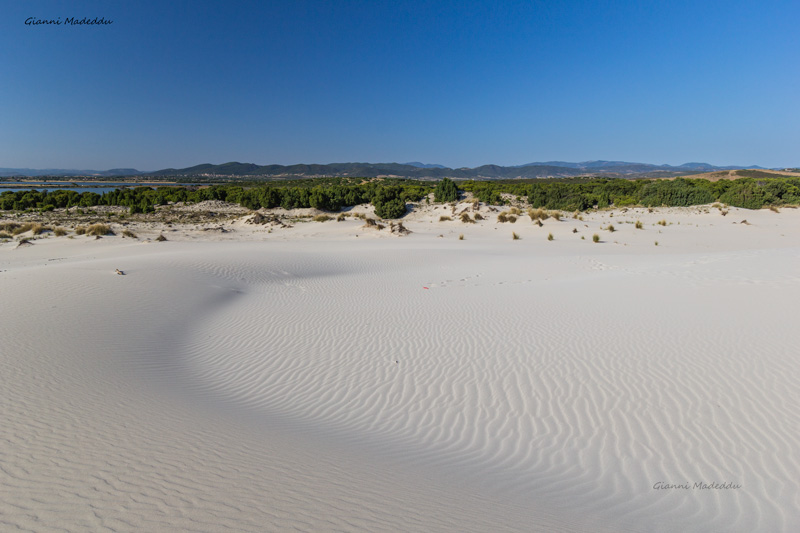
1,0,798,170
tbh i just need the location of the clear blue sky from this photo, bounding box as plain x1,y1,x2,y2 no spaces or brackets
2,0,798,170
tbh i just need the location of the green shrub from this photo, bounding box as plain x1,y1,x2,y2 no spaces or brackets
372,187,407,219
434,178,459,203
635,220,643,229
593,233,600,243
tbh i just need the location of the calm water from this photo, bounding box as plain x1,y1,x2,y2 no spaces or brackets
0,186,123,194
0,181,190,195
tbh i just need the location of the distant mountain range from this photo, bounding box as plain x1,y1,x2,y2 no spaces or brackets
0,161,783,180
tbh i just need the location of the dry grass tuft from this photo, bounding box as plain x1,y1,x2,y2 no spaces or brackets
527,208,548,221
607,224,615,232
53,227,68,237
657,219,667,226
313,214,331,222
439,215,452,222
75,226,87,235
593,233,600,243
635,220,643,229
0,231,12,239
122,229,137,238
156,234,168,241
86,223,113,236
547,233,554,241
336,213,347,221
497,213,508,223
769,205,780,213
0,222,21,232
508,206,520,215
460,212,475,223
512,231,520,240
458,233,464,240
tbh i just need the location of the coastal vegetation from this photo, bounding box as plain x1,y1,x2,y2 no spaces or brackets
2,176,800,219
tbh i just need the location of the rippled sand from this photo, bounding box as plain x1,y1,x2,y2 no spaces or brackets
2,206,799,532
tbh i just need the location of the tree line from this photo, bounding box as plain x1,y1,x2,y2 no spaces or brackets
2,176,800,217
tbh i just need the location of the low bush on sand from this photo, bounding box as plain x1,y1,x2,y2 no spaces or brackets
122,229,137,238
473,213,484,221
497,213,508,223
458,233,464,240
460,212,475,223
548,233,554,241
313,214,331,222
593,233,600,243
439,215,452,222
635,220,643,229
75,226,87,235
512,232,520,240
53,227,68,237
607,224,615,232
156,234,168,241
657,219,667,226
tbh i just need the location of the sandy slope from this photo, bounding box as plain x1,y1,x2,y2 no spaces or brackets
1,205,799,532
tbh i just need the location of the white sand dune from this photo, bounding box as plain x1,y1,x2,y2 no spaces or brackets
1,206,799,532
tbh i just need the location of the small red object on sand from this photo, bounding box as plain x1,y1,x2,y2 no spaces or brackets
423,287,429,289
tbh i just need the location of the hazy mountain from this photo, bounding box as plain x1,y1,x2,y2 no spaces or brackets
404,162,447,169
0,161,782,180
0,167,144,177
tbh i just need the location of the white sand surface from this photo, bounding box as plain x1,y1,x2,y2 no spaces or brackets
2,205,799,532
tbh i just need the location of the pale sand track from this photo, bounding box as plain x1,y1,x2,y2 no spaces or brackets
2,207,799,532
